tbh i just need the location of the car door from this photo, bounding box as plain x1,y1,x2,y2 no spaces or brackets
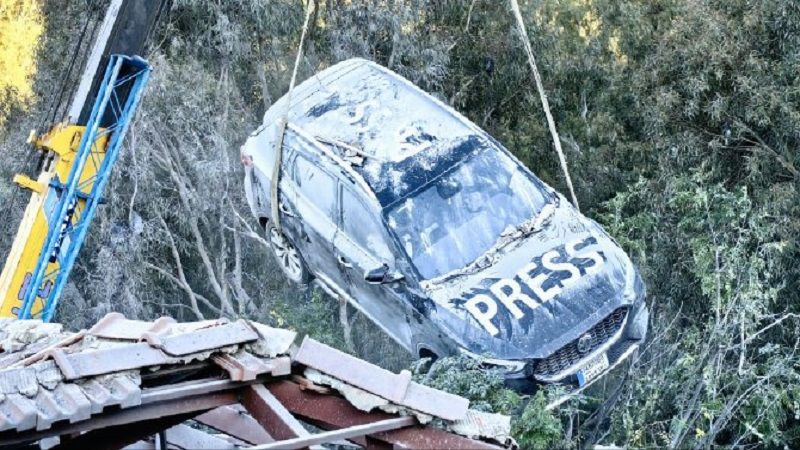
333,184,422,352
279,136,341,285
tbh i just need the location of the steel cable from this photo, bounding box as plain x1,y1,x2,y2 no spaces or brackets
508,0,580,211
269,1,315,233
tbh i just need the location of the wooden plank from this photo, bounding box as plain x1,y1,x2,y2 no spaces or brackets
195,406,273,445
250,417,414,450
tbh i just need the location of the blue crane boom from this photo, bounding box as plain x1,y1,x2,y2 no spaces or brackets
0,0,164,321
18,55,150,321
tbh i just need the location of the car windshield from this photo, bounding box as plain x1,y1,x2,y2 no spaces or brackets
386,146,548,280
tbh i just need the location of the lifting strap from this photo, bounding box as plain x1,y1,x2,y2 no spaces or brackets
509,0,580,211
270,1,315,233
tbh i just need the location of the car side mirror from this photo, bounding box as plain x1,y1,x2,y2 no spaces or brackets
365,263,405,284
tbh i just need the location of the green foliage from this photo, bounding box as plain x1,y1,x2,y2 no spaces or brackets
4,0,799,448
269,288,345,350
415,355,566,447
413,355,521,415
600,168,798,447
512,391,563,450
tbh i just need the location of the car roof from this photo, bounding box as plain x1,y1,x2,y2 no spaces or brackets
262,58,489,209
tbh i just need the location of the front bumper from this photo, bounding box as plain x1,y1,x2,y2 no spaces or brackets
499,301,649,394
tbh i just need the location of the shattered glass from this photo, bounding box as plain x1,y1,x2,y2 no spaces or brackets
387,146,548,279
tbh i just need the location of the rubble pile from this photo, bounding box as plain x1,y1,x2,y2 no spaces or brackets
0,313,514,449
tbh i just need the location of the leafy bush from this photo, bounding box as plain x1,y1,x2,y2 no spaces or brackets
513,391,564,450
413,355,521,414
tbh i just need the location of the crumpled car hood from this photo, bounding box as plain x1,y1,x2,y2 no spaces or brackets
423,198,642,360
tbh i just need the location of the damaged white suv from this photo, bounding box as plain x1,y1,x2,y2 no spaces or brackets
242,58,648,392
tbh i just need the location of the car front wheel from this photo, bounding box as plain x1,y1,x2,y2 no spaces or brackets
267,226,311,286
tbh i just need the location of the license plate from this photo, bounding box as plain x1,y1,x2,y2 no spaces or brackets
576,352,609,387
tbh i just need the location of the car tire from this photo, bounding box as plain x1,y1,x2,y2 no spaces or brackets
266,225,312,287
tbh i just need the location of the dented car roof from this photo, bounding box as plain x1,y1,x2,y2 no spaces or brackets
259,58,495,208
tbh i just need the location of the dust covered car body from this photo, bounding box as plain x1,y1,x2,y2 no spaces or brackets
242,58,648,391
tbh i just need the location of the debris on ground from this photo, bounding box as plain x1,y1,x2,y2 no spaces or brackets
0,312,515,449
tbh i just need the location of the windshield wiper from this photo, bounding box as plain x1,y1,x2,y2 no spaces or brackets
424,192,560,287
508,191,560,238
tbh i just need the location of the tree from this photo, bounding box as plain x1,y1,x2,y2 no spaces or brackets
4,0,799,447
0,0,43,129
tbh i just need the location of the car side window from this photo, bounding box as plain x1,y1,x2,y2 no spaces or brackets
341,188,392,261
294,154,337,219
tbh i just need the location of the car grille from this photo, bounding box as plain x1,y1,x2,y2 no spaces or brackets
533,307,628,378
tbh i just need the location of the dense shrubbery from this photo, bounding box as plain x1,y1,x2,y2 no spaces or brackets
1,0,797,447
414,356,564,449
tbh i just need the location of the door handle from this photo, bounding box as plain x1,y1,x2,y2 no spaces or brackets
337,255,353,269
278,202,295,218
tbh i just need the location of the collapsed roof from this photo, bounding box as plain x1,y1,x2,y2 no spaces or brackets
0,313,515,449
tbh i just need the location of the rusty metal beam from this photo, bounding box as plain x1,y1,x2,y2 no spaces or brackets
266,381,504,450
241,384,311,442
52,412,198,450
372,426,506,450
294,337,468,421
195,406,274,445
250,417,415,450
364,436,394,450
0,389,238,447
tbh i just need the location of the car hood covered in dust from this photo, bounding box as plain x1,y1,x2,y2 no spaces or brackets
422,198,644,361
244,57,644,362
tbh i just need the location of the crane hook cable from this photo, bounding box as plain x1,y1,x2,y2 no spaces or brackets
269,1,315,233
508,0,580,211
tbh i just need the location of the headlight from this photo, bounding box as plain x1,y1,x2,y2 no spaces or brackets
623,259,646,305
458,348,527,373
626,302,649,340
